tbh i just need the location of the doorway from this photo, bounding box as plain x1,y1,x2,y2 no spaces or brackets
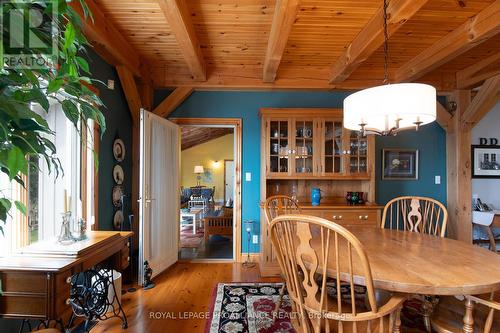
172,118,242,262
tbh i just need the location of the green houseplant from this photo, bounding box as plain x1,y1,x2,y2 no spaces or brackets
0,0,105,234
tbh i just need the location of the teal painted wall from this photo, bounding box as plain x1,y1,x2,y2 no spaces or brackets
87,50,134,231
375,122,447,204
162,90,448,253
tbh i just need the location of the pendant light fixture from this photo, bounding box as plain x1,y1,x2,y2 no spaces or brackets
343,0,437,136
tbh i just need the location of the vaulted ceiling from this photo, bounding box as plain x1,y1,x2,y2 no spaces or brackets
79,0,500,91
181,127,233,150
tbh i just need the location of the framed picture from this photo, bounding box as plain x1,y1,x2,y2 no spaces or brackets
382,149,419,180
471,145,500,178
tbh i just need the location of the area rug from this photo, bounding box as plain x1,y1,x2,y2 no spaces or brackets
206,283,427,333
206,283,295,333
180,224,204,248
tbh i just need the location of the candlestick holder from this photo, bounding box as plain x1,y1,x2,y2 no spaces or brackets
58,211,77,244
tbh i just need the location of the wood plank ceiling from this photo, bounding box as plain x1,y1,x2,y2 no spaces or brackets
92,0,500,91
181,127,233,150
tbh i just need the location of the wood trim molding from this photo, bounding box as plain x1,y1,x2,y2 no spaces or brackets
395,1,500,82
329,0,429,84
462,74,500,126
157,0,206,81
171,118,243,262
153,87,194,118
70,0,147,78
263,0,300,82
456,52,500,89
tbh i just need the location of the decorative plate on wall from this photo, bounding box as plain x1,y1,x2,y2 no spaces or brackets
112,185,124,207
113,165,124,184
113,210,124,230
113,138,125,162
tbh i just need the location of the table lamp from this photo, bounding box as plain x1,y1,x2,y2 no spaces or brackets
194,165,204,186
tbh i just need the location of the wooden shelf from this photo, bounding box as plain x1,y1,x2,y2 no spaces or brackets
266,174,372,180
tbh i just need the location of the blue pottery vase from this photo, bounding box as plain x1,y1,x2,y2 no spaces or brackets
311,188,321,206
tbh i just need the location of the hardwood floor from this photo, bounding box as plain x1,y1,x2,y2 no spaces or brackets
93,263,279,333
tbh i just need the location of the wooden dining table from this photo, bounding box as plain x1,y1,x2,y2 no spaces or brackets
309,226,500,296
305,225,500,331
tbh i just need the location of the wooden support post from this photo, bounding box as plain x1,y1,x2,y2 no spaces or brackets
446,90,472,242
116,66,143,256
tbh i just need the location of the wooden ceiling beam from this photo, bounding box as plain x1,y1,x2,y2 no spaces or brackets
70,0,147,78
462,74,500,126
263,0,300,82
157,0,206,81
395,1,500,83
151,65,453,91
436,101,453,131
116,66,143,123
329,0,429,85
456,52,500,89
153,87,194,118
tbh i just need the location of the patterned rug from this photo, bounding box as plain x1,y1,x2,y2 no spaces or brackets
206,283,295,333
180,223,204,248
206,283,427,333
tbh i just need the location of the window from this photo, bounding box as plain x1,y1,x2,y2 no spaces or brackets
0,98,97,256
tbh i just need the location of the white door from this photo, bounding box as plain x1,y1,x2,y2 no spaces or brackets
139,109,180,285
224,160,234,204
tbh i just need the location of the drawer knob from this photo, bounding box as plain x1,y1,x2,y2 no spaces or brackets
338,215,342,220
332,215,337,220
66,298,71,305
359,215,363,220
364,215,369,220
127,256,130,262
66,277,72,284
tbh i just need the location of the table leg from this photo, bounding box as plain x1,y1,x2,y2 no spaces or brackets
463,296,474,333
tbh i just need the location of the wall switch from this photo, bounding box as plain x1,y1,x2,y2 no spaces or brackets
252,235,259,244
245,172,252,181
107,79,115,90
435,175,441,184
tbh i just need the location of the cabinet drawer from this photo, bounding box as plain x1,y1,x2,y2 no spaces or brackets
322,210,378,225
0,272,47,293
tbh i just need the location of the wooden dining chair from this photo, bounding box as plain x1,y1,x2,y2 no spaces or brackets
381,196,448,237
264,195,301,317
264,195,302,225
381,196,448,332
431,293,500,333
270,214,405,333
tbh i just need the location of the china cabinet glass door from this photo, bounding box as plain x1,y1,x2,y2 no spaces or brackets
293,120,314,175
323,120,344,174
269,120,290,174
348,131,368,174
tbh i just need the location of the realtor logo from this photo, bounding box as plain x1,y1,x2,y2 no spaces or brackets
1,0,58,69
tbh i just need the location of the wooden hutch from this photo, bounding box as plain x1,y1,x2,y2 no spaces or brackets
259,108,383,276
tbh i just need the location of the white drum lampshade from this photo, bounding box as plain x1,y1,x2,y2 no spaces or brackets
343,83,437,135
